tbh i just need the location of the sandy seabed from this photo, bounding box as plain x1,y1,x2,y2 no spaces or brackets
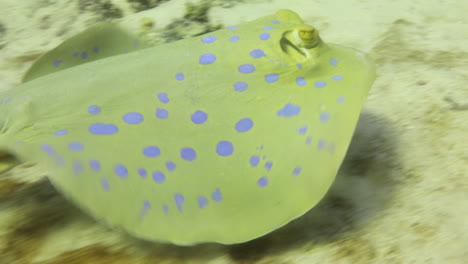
0,0,467,263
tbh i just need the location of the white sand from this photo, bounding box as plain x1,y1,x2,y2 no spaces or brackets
0,0,466,263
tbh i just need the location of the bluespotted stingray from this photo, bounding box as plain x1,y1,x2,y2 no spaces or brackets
0,10,375,245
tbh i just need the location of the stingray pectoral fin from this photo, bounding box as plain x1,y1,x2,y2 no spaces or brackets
22,22,150,83
275,9,304,23
3,9,376,245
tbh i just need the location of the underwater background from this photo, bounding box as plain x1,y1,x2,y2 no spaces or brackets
0,0,466,263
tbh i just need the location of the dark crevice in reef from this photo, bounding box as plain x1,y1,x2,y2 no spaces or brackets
78,0,124,20
127,0,170,12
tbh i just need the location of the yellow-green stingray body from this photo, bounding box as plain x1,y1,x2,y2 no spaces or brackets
0,10,375,245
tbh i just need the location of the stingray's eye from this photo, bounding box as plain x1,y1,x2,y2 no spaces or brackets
298,26,320,48
281,25,322,61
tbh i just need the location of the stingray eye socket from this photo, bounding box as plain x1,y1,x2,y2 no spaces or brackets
280,24,321,61
299,30,312,40
297,25,320,48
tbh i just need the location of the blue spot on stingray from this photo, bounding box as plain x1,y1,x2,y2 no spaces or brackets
258,177,268,187
53,60,62,67
293,166,302,176
320,112,330,122
68,142,84,151
229,35,240,42
259,32,270,40
123,112,144,124
272,20,280,24
81,52,88,59
88,105,101,115
72,51,79,57
306,136,312,145
277,103,301,117
162,204,169,215
201,36,216,43
143,146,161,158
89,123,118,135
297,63,302,68
227,25,238,30
337,96,345,103
175,72,185,81
265,161,273,170
93,46,99,53
152,171,165,183
238,64,255,74
250,155,260,167
114,164,128,179
41,144,56,156
216,141,234,156
317,139,326,149
158,93,170,104
174,193,184,212
296,77,307,86
332,75,343,81
263,26,274,30
166,161,176,171
180,147,196,161
89,160,101,172
235,118,253,132
198,196,208,209
199,53,216,64
73,160,83,175
233,81,248,92
250,49,265,58
54,129,68,136
330,58,338,66
211,188,222,202
191,110,208,124
315,81,327,88
138,168,147,178
156,108,169,119
297,126,308,134
101,178,110,191
140,201,150,218
265,73,279,83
